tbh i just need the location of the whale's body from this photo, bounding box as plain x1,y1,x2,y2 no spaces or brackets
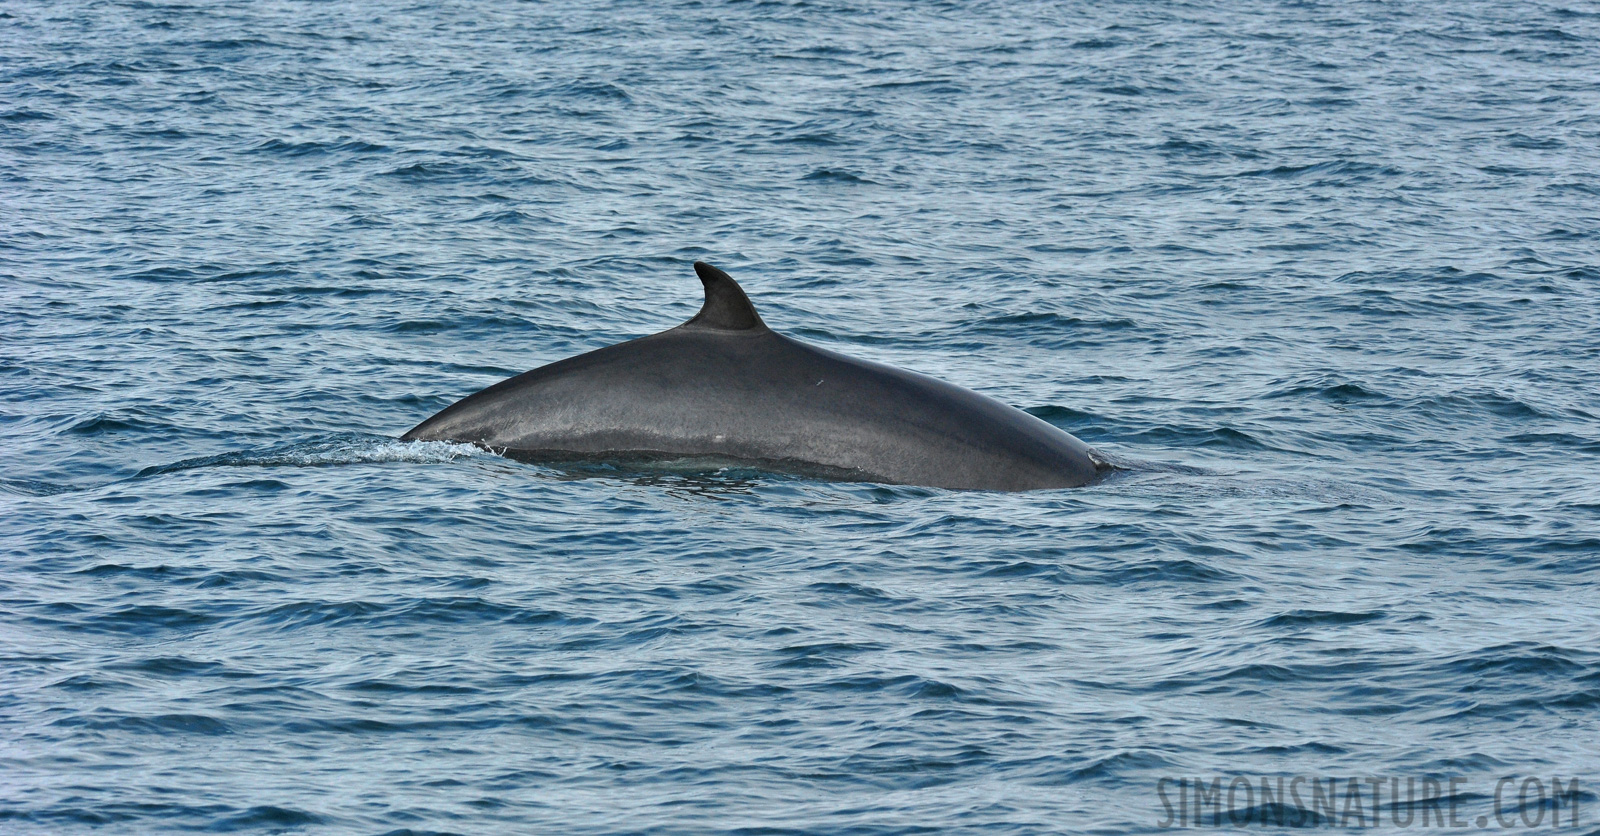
402,262,1103,490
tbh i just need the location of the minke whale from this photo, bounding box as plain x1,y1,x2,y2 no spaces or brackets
402,262,1105,490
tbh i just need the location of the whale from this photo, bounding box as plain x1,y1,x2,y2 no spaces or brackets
401,261,1105,490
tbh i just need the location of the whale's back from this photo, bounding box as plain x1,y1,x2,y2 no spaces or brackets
402,262,1102,490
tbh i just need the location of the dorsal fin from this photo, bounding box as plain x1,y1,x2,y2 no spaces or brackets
685,261,767,332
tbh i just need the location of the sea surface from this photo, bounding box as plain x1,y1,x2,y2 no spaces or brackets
3,1,1599,833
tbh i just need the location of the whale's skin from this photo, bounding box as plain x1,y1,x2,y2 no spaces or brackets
401,262,1103,491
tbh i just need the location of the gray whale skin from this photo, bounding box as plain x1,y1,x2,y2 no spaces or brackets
402,262,1105,491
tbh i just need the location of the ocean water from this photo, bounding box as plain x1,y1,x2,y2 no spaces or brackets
3,0,1599,832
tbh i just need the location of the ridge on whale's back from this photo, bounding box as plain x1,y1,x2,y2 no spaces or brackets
402,261,1104,491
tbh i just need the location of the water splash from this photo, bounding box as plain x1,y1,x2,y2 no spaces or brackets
132,434,490,479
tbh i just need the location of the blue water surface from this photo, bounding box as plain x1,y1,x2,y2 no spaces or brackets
3,1,1599,833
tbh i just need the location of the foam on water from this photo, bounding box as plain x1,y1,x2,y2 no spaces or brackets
134,435,492,478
